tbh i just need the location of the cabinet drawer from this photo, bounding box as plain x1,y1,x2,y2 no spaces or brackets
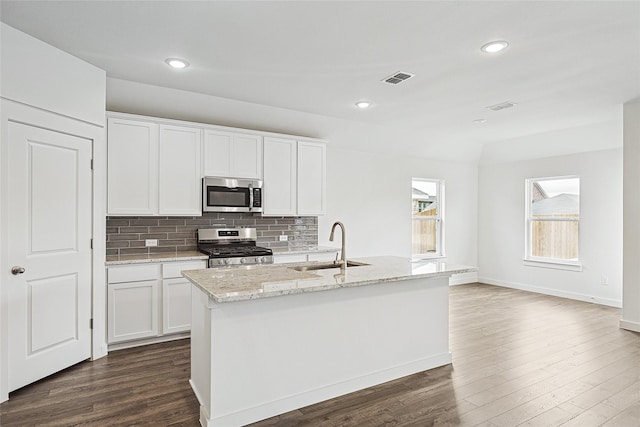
308,252,339,262
273,254,308,264
107,264,161,284
162,261,207,279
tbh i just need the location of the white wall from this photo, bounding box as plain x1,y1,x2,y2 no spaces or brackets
0,23,106,126
622,100,640,332
478,148,623,307
106,78,479,270
317,147,477,267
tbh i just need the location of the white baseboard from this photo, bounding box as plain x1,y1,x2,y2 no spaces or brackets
478,276,622,308
620,319,640,333
449,272,478,286
107,332,190,352
199,353,452,427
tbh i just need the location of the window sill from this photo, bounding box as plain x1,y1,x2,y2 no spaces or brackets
523,258,583,272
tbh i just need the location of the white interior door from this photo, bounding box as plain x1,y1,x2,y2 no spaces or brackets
7,121,92,392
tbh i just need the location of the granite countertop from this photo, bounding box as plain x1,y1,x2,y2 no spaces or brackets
105,246,337,266
105,251,208,266
182,256,476,303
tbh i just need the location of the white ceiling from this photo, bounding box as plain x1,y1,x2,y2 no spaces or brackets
1,1,639,157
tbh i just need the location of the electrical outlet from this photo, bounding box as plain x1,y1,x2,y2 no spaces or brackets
601,275,609,286
145,239,158,247
279,235,288,242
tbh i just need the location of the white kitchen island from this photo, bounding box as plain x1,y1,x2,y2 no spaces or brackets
182,256,475,427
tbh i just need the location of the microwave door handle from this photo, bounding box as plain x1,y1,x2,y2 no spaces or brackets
248,184,254,212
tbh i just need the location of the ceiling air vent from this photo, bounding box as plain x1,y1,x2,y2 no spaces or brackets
486,101,517,111
382,71,415,85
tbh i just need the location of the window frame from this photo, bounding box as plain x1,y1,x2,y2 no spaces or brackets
524,175,582,271
411,178,445,259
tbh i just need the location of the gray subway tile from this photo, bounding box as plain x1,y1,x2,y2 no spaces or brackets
106,241,130,249
108,233,140,241
119,226,149,233
129,218,159,226
119,248,149,255
106,219,130,226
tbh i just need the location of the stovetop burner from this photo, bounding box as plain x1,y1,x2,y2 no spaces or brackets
199,245,273,258
197,228,273,267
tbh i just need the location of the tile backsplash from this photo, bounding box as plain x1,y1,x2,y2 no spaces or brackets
106,213,318,256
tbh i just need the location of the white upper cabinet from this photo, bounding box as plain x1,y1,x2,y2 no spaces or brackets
159,125,202,215
203,130,262,179
263,137,297,216
263,138,326,216
297,141,326,216
107,115,201,216
107,112,325,217
107,118,159,215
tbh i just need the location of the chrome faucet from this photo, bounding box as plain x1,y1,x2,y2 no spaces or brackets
329,221,346,269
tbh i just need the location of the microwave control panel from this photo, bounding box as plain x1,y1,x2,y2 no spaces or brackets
253,188,262,207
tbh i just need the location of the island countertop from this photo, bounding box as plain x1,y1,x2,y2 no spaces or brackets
182,256,476,303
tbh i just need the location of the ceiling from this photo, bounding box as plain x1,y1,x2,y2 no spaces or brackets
1,1,639,157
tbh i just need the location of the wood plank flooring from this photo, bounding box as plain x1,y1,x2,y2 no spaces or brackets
1,283,639,426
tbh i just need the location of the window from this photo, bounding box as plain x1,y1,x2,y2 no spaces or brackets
525,176,580,269
412,178,444,258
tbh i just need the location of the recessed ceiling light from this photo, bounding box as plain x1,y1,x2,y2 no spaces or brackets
480,40,509,53
355,101,372,109
473,119,487,124
165,58,190,69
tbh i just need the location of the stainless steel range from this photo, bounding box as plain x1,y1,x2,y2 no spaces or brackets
197,228,273,268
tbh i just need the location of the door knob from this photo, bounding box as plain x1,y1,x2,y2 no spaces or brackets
11,266,25,275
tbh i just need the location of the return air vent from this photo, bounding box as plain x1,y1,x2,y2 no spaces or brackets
382,71,415,85
486,101,517,111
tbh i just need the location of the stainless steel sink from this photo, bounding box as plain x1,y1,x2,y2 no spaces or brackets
291,260,369,272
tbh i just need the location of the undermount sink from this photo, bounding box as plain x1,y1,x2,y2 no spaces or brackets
291,260,369,272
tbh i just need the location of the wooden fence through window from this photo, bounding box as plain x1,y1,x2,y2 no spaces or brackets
531,214,579,260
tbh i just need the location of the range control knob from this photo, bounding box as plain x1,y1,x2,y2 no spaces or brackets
240,258,247,264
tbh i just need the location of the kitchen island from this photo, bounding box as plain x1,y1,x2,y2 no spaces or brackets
182,256,475,427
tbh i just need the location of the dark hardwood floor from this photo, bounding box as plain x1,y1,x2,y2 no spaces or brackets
1,283,639,426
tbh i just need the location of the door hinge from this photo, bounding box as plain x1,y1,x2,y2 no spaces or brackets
90,318,94,330
90,238,93,249
90,159,94,170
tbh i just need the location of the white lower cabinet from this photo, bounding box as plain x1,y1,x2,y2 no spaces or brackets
108,280,159,343
273,253,308,264
273,251,339,264
107,260,206,347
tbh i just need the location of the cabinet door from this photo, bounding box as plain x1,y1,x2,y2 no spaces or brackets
162,278,192,334
203,131,262,179
159,125,202,215
107,118,158,215
297,141,326,215
203,130,232,177
263,137,297,216
232,133,262,179
107,280,159,343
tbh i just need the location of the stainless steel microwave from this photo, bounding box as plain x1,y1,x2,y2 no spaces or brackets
202,177,263,213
